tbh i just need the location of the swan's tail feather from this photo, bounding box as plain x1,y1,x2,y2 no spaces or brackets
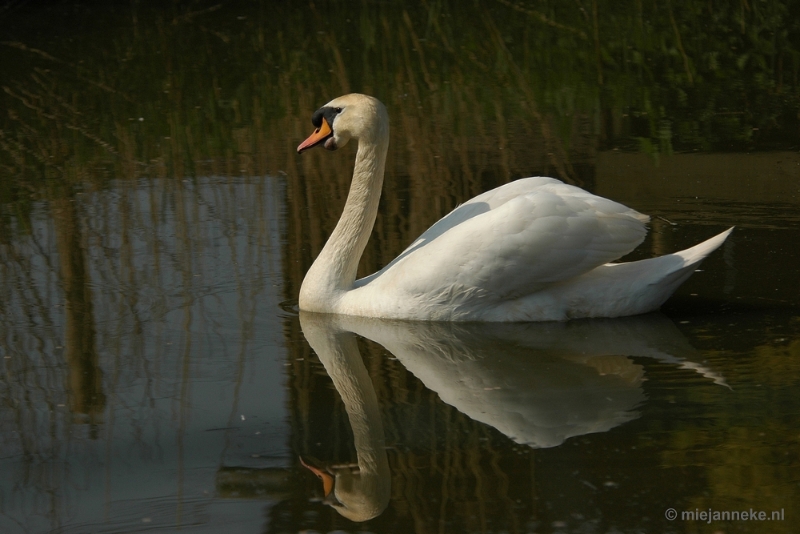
649,227,733,285
574,227,734,319
673,227,733,266
639,227,732,300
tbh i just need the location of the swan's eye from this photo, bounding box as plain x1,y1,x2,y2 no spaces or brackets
334,107,343,113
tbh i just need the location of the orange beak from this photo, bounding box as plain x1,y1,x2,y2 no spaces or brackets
299,456,334,497
297,117,333,153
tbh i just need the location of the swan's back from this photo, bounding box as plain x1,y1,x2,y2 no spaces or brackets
348,177,655,318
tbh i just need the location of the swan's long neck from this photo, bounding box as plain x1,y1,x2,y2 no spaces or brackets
300,130,389,310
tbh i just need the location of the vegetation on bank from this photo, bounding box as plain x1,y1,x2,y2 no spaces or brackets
0,0,797,200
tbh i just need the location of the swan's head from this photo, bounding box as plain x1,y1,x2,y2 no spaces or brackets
297,93,388,154
300,456,389,522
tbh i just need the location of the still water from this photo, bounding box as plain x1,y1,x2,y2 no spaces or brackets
1,1,798,533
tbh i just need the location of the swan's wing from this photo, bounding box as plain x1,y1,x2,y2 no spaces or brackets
363,177,649,300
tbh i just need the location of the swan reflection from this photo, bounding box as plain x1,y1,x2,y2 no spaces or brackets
300,312,392,523
299,311,726,520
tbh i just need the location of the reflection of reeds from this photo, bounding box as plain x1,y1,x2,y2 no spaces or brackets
52,196,106,422
0,175,285,530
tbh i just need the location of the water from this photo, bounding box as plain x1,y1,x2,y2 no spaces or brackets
0,1,798,533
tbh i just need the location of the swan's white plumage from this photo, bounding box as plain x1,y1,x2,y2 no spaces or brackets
359,177,650,298
298,93,732,322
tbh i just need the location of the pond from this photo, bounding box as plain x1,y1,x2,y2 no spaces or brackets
0,1,798,533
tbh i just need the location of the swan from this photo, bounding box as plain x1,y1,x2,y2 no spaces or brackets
297,93,732,321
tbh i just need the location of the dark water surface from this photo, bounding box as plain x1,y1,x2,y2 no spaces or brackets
1,1,799,533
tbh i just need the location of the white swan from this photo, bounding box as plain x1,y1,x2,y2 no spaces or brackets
297,93,732,321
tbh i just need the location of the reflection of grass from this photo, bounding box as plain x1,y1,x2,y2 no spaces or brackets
0,176,284,530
